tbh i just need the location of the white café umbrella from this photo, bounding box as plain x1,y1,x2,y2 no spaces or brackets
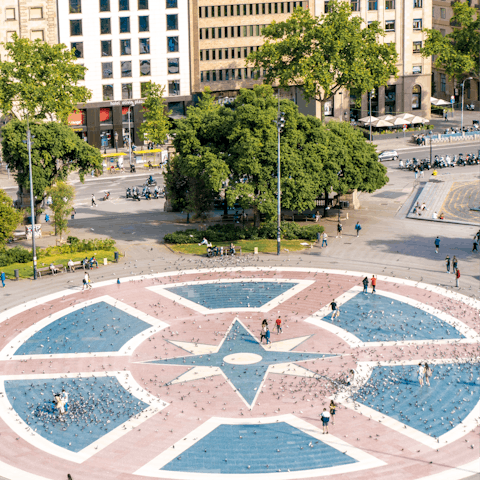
431,97,450,106
358,115,378,124
390,115,411,126
377,115,395,121
409,115,427,124
371,119,394,128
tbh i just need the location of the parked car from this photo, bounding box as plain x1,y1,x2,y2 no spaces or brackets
378,150,399,161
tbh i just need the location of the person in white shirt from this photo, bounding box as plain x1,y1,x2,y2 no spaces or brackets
418,363,425,387
198,237,209,246
61,389,69,412
432,211,438,219
321,408,330,434
67,259,75,272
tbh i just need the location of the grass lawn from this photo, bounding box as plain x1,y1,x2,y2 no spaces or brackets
168,239,313,256
2,250,117,279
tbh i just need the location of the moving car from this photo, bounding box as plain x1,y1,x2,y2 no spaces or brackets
378,150,399,161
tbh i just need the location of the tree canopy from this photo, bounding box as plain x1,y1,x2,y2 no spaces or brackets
0,189,23,246
0,34,90,122
166,85,388,224
45,182,75,241
1,120,102,211
246,2,398,119
138,82,171,145
422,2,479,82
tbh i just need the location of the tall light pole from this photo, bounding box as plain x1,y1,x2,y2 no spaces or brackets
273,93,285,256
461,77,473,132
128,105,133,167
368,89,375,143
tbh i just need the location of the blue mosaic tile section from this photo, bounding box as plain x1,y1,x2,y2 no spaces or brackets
165,282,297,310
322,293,465,342
4,376,149,452
15,301,151,355
150,320,330,405
353,363,480,438
161,422,357,473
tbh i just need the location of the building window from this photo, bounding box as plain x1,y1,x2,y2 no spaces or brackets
167,36,178,52
368,0,377,10
166,14,178,30
169,80,180,95
350,0,359,9
414,0,422,7
30,7,43,19
71,42,83,58
139,16,149,32
31,30,44,41
120,39,131,55
385,20,395,31
100,0,110,12
100,18,111,34
102,62,113,78
440,8,446,18
119,0,129,10
324,1,330,13
139,38,150,54
141,82,149,97
101,40,112,56
441,74,446,93
385,0,395,9
440,28,445,36
205,50,209,61
432,6,434,17
122,83,133,99
166,0,177,7
138,0,148,9
69,0,81,14
200,71,204,82
385,85,396,113
140,59,151,75
121,60,132,77
122,106,134,122
70,19,83,36
119,17,130,33
412,65,422,74
5,8,16,20
212,71,217,82
413,19,422,30
168,58,179,74
102,86,114,101
413,41,422,53
412,85,421,110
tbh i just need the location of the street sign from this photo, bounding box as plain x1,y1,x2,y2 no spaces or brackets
450,95,455,104
403,124,407,131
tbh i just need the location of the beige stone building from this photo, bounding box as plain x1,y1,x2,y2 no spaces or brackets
190,0,433,120
431,0,479,108
0,0,58,60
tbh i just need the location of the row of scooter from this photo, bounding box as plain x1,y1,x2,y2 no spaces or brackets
125,185,164,201
400,153,479,170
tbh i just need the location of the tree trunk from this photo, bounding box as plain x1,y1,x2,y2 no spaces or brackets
253,205,261,227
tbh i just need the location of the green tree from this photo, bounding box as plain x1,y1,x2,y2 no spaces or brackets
167,85,388,225
246,2,398,120
138,82,171,145
1,120,102,215
0,189,23,246
45,182,75,241
0,34,90,122
422,2,479,82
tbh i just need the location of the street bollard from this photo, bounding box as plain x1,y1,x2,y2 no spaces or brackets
254,247,258,255
104,258,108,265
14,269,19,281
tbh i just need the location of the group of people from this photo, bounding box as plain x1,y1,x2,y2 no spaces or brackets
320,401,337,434
319,222,360,247
260,317,283,344
418,362,433,387
435,238,462,287
53,389,69,415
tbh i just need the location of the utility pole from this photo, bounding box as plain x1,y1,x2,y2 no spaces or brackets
273,92,285,256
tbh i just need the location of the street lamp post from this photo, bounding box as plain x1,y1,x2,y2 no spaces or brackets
429,128,433,167
128,105,133,167
273,94,285,256
368,89,375,143
461,77,473,133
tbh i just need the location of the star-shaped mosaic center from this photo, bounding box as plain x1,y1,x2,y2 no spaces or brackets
147,319,335,407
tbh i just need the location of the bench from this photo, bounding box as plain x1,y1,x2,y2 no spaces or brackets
67,261,84,272
37,264,65,277
293,214,317,222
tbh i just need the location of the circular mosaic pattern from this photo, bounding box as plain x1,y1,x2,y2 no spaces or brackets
0,268,478,480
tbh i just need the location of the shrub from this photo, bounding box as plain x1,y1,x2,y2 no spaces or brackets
0,247,33,267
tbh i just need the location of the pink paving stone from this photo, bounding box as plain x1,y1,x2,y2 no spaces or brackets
0,269,478,480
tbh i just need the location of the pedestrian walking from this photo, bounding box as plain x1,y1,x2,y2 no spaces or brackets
321,408,330,434
83,272,91,290
275,316,282,334
45,213,50,222
473,237,479,252
424,364,433,386
418,363,425,387
445,255,451,273
260,321,267,343
321,232,328,248
456,268,460,288
434,236,440,254
336,222,342,238
265,327,271,345
91,194,97,207
371,275,376,293
414,167,419,179
362,276,368,293
452,256,458,274
444,110,448,122
329,401,336,425
355,222,362,237
330,300,339,320
1,271,5,288
420,169,424,178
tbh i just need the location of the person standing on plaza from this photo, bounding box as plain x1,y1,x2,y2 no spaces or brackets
424,364,433,386
1,271,5,288
62,389,69,412
265,327,271,345
362,276,368,293
414,166,419,179
275,316,282,334
371,275,377,293
456,268,460,288
330,300,339,320
473,236,479,252
452,256,458,274
434,236,440,254
260,321,267,343
418,363,425,387
445,255,451,273
336,222,342,238
329,401,336,425
91,194,97,207
355,222,362,237
321,408,330,434
321,232,328,248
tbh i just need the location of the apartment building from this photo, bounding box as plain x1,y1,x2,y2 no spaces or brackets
432,0,479,107
0,0,57,60
58,0,191,149
191,0,432,120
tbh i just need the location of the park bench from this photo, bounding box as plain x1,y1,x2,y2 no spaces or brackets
37,264,65,277
221,214,236,222
293,214,317,222
67,261,84,272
